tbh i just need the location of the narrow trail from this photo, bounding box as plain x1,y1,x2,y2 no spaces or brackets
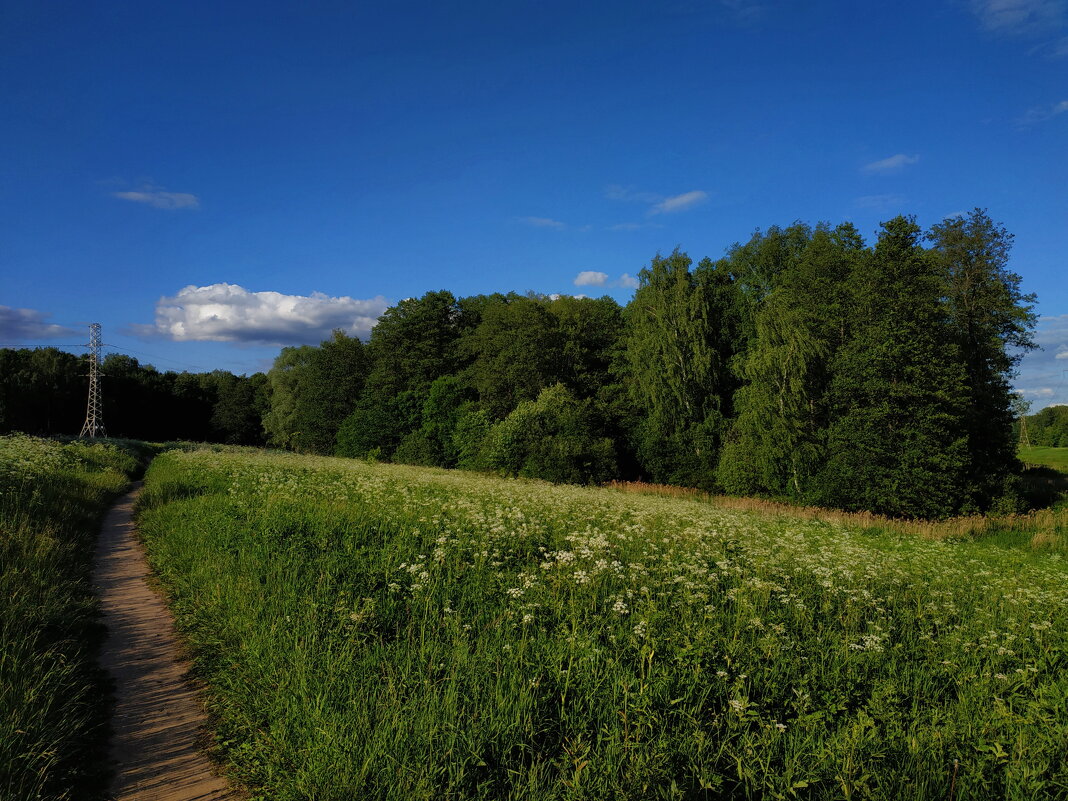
93,482,240,801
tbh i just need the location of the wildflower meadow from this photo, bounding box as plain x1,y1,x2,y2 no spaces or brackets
135,448,1068,800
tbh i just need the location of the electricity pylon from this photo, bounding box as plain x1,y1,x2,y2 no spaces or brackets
79,323,106,438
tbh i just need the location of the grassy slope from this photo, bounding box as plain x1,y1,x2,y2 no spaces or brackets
0,436,146,801
138,449,1068,801
1020,445,1068,473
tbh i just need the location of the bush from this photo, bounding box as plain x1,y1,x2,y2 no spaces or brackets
482,384,617,485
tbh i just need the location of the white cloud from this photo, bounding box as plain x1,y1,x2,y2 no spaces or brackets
1014,314,1068,408
569,272,640,292
517,216,567,229
854,193,907,210
139,283,390,345
969,0,1066,35
605,185,661,204
1018,98,1068,126
112,187,200,210
608,186,708,216
574,271,609,287
861,153,920,175
650,190,708,215
0,306,76,341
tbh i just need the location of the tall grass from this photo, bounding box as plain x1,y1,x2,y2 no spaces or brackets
606,477,1068,551
139,449,1068,800
0,435,145,801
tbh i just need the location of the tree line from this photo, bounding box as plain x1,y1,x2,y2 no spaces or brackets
0,349,268,445
1021,405,1068,447
1,210,1036,518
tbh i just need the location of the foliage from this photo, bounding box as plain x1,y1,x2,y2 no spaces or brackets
264,331,368,453
338,291,463,457
0,346,267,444
815,217,971,518
137,449,1068,800
718,224,859,499
2,209,1040,518
930,209,1037,510
1023,406,1068,448
624,251,741,488
481,384,617,484
461,295,567,420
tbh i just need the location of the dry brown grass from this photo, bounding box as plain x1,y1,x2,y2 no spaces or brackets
604,480,1067,548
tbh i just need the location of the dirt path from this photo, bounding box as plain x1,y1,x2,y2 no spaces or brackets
93,483,240,801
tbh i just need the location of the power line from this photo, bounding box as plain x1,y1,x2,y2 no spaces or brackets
104,343,207,372
0,340,209,372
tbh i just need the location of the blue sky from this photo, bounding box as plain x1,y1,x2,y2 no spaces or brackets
2,0,1066,407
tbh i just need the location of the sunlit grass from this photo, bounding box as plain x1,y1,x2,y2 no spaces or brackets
0,435,145,801
1020,445,1068,473
139,449,1068,800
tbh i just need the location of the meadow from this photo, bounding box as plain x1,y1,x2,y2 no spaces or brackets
1020,446,1068,474
137,448,1068,800
0,435,145,801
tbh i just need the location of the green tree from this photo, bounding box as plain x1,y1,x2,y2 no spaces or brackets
0,348,84,435
718,224,860,499
461,295,565,420
815,216,970,519
338,291,461,457
929,209,1037,509
482,383,617,484
547,295,625,400
211,372,269,445
623,251,742,488
265,332,368,453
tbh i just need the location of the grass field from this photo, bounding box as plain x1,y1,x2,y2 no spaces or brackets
138,449,1068,800
0,435,145,801
1020,446,1068,473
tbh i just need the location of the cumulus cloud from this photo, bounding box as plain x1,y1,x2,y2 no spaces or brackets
112,186,200,210
571,271,640,290
138,284,390,345
1014,313,1068,408
1018,98,1068,126
969,0,1066,35
0,306,76,341
574,271,609,287
517,216,567,229
861,153,920,175
650,190,708,215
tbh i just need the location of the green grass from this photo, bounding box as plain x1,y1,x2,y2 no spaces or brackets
138,449,1068,800
1020,446,1068,473
0,435,145,801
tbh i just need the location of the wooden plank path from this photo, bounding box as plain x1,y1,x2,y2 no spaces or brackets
93,483,241,801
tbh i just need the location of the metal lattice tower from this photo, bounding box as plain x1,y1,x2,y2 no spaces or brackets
79,323,107,438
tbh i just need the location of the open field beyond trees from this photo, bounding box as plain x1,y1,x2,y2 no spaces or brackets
136,447,1068,800
1020,446,1068,474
